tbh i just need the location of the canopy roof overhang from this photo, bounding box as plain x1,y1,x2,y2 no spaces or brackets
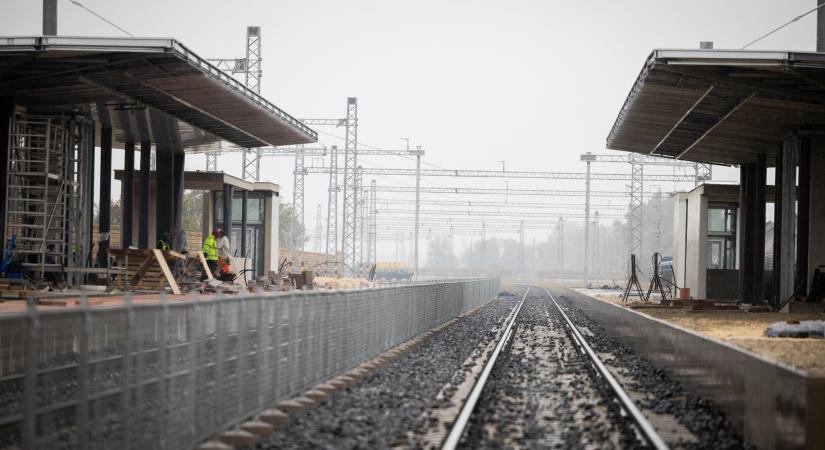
0,36,317,152
607,49,825,166
114,170,280,193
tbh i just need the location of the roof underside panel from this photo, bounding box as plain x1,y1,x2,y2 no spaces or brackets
0,36,317,151
607,49,825,166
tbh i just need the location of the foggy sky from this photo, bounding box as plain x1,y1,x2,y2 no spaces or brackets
0,0,816,263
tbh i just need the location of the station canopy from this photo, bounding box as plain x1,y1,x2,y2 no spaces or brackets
0,36,317,151
607,49,825,166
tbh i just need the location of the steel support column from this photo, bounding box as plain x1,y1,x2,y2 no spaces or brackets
173,152,184,229
739,164,755,303
797,139,811,297
779,134,799,303
97,128,112,267
241,190,248,257
155,149,175,244
138,141,151,248
122,142,135,248
0,98,13,247
773,147,783,307
753,154,767,304
222,184,234,239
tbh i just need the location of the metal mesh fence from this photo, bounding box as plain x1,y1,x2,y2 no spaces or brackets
0,278,499,449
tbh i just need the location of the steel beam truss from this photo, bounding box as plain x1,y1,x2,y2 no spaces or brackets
367,185,664,197
375,198,626,210
368,180,377,267
341,98,359,276
628,155,644,262
325,146,338,272
291,146,306,256
207,26,263,178
304,166,697,182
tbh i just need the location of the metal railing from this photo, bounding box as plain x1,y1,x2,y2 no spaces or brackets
0,279,499,450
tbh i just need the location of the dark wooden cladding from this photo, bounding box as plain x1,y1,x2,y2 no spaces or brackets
608,50,825,166
0,39,317,151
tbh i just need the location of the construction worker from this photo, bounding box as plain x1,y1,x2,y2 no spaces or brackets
156,233,170,251
216,229,231,259
201,229,219,281
169,227,189,278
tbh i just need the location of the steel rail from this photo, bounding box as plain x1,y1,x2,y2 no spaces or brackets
440,288,530,450
542,287,669,450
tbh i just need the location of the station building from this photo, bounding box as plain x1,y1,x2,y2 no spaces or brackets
608,48,825,309
0,36,316,287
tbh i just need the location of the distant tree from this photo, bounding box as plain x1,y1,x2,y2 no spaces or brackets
181,190,203,232
94,199,122,225
279,203,308,250
425,236,457,269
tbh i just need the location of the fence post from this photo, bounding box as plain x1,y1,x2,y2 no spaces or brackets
187,294,201,444
158,294,169,449
215,292,226,431
237,295,248,418
256,293,266,410
78,296,90,449
22,297,40,449
122,294,135,450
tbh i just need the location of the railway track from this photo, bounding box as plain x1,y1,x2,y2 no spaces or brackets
440,286,669,450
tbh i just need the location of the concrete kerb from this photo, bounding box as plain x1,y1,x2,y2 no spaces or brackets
561,287,825,450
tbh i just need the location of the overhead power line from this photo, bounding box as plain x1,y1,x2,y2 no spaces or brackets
69,0,134,37
741,3,825,49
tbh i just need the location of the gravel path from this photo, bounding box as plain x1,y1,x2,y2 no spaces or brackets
551,288,748,450
260,294,518,450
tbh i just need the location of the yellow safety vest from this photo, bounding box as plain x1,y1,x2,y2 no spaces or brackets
202,235,218,261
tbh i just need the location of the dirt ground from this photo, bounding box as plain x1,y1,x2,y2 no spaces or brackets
576,289,825,376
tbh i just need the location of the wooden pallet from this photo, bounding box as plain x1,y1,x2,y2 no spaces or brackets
109,248,185,295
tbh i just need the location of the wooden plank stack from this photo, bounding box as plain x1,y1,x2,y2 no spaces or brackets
109,248,185,294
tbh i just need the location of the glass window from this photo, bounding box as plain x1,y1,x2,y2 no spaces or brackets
707,203,737,270
708,204,736,233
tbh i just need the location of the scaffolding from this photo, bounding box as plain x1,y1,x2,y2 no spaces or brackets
5,113,92,283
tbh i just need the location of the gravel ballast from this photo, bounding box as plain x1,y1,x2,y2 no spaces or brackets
458,290,638,449
261,287,748,449
551,288,748,450
261,294,518,449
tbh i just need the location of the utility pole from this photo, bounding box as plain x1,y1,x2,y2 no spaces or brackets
519,219,525,277
449,225,455,261
581,153,595,284
593,211,600,278
315,204,323,252
557,217,564,277
409,144,424,280
481,221,487,270
325,146,338,273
